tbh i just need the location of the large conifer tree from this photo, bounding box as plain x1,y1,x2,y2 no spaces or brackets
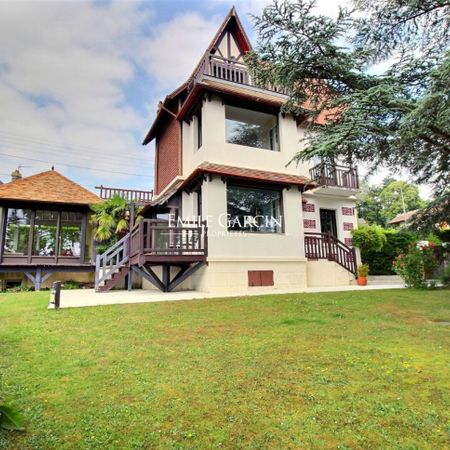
246,0,450,226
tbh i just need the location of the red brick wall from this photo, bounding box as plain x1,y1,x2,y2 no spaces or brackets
155,117,181,194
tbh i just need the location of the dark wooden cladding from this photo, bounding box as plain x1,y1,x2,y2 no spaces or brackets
96,185,153,203
129,219,208,263
304,232,357,276
309,163,359,189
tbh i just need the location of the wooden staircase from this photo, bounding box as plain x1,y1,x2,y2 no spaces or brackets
95,220,208,293
95,233,130,292
98,266,130,292
304,232,357,276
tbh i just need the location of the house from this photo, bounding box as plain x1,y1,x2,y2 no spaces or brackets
0,168,101,290
95,7,361,294
388,210,418,227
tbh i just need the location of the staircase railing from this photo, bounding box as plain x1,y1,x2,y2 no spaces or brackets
95,233,130,291
129,219,208,259
304,232,357,276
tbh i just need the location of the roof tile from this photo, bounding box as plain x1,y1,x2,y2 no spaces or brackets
0,170,101,206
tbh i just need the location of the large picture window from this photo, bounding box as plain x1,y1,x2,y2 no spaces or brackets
33,210,58,256
59,212,82,257
225,105,279,151
227,185,282,233
2,207,85,261
4,209,32,255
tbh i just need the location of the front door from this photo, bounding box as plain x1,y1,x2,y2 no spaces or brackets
320,209,337,238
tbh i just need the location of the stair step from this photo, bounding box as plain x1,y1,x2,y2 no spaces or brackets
367,275,404,285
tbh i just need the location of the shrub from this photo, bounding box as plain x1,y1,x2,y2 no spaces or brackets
440,265,450,286
62,280,83,290
393,244,440,288
357,264,369,277
360,230,417,275
352,225,387,252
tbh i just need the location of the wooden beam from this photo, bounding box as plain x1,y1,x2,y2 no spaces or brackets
0,207,7,264
55,210,61,264
131,265,165,292
168,261,205,292
80,212,87,264
27,210,35,264
162,264,170,292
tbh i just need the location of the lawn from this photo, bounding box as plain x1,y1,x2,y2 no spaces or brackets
0,289,449,449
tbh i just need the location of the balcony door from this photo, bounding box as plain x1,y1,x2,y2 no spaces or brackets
320,209,337,238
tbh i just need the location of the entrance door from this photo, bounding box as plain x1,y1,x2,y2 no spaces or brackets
320,209,337,237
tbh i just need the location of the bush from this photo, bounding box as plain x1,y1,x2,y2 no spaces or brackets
6,283,32,293
440,265,450,286
393,244,440,288
359,230,417,275
62,280,83,290
352,225,387,252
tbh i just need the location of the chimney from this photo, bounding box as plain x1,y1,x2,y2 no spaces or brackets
11,168,22,181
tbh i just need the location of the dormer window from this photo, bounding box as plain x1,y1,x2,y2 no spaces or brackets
225,105,279,151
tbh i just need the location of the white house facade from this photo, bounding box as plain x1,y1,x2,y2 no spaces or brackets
95,7,360,294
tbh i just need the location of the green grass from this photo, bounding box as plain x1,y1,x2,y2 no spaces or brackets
0,289,449,449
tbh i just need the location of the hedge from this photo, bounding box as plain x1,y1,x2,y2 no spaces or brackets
360,231,417,275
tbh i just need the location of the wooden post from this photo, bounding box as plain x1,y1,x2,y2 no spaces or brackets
95,254,101,290
35,267,42,291
0,207,7,264
51,281,61,309
79,212,87,264
55,210,61,264
127,270,132,291
162,264,170,292
27,210,35,263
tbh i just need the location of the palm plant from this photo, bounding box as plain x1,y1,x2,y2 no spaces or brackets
90,195,130,242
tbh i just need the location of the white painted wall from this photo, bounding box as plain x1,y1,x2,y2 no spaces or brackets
182,95,311,177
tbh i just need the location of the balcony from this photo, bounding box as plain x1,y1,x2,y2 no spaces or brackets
129,219,208,265
96,185,153,204
189,53,288,95
309,163,359,192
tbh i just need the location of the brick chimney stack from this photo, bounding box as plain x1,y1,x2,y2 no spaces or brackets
11,168,22,181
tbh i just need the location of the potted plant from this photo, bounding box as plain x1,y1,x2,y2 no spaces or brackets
357,264,369,286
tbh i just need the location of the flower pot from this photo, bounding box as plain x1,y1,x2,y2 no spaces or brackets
357,276,367,286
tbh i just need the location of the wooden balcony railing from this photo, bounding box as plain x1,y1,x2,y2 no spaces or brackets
309,163,359,189
96,185,153,203
188,53,288,95
304,232,357,276
129,219,208,260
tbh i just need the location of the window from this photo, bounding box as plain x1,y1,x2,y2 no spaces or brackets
33,210,58,256
225,105,279,151
196,111,202,149
227,185,282,233
59,212,82,257
4,209,32,255
2,208,86,260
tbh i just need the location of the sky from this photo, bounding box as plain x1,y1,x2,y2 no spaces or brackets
0,0,430,198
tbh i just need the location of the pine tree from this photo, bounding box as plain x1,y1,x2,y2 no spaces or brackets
246,0,450,225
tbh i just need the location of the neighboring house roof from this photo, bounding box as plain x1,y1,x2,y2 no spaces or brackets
181,162,314,190
388,210,418,225
0,170,101,206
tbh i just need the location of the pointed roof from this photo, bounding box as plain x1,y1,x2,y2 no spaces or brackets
0,170,101,206
143,7,253,145
204,6,252,56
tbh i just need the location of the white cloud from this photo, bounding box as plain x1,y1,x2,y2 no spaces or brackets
0,1,153,189
139,12,222,93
